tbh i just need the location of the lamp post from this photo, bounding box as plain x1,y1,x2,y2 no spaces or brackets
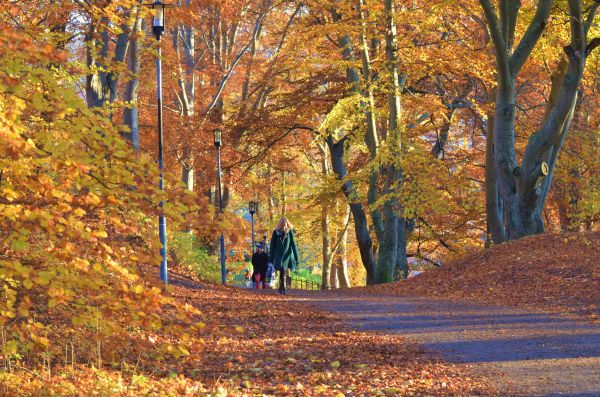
146,1,176,285
249,201,258,253
214,129,226,285
263,232,268,254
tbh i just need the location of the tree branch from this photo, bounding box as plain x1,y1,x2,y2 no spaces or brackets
224,125,303,170
587,37,600,55
200,7,269,125
507,0,521,49
585,1,600,36
568,0,585,56
480,0,511,83
509,0,552,77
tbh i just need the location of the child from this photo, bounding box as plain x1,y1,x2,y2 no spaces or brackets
251,243,269,289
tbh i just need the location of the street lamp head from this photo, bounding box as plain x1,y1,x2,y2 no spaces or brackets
144,1,176,38
213,128,222,148
249,200,258,215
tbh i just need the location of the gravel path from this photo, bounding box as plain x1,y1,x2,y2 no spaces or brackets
294,291,600,396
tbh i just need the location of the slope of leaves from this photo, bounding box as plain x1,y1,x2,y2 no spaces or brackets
370,232,600,319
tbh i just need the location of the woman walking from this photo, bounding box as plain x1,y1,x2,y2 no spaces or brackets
269,217,299,295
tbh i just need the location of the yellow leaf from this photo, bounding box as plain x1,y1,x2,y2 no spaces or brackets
23,279,33,289
73,208,86,217
93,230,108,238
2,188,19,202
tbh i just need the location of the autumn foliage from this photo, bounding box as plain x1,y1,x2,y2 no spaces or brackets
0,28,209,375
0,0,599,395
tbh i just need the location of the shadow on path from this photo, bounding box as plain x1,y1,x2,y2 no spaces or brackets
291,291,600,397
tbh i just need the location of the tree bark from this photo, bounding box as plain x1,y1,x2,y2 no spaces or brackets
485,114,506,243
480,0,596,241
336,204,352,288
394,218,408,280
281,171,287,216
108,13,133,104
377,0,405,283
319,145,332,289
86,17,110,108
172,13,196,193
123,16,143,152
327,135,376,284
321,206,332,289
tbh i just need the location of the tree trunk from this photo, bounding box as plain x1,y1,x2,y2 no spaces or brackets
320,145,332,289
337,205,352,288
108,13,133,104
327,2,410,284
377,0,405,283
268,165,275,223
394,218,408,280
330,9,378,283
377,193,398,283
281,171,287,216
86,10,134,109
123,16,142,152
181,146,194,192
321,206,332,289
327,136,376,284
357,0,384,244
480,0,595,242
86,17,110,108
330,261,339,289
485,114,505,243
173,16,196,193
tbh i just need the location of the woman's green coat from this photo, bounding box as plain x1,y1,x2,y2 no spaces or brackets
269,229,299,271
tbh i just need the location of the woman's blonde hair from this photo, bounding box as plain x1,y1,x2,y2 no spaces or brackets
275,217,293,233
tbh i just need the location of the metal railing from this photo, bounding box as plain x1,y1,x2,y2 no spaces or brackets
289,277,321,290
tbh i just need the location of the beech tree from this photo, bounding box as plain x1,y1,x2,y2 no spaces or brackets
318,0,485,283
479,0,600,242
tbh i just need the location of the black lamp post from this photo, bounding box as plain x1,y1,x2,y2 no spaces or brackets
145,1,176,285
214,129,226,285
249,201,258,253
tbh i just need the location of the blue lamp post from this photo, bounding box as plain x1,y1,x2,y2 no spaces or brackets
145,1,176,284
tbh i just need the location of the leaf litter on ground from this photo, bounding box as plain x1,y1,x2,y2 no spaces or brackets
366,231,600,320
2,259,495,396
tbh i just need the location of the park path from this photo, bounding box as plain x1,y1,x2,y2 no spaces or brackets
291,291,600,397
